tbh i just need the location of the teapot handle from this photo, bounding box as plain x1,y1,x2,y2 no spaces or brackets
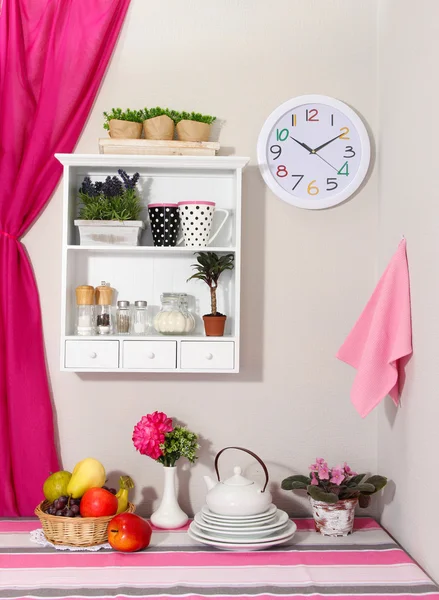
214,447,269,492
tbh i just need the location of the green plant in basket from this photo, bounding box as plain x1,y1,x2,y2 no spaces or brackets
78,169,142,221
281,458,387,508
103,108,144,130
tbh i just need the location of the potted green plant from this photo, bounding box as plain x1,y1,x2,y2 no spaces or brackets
281,458,388,537
175,111,216,142
187,251,234,336
103,108,143,139
142,107,178,140
74,170,145,246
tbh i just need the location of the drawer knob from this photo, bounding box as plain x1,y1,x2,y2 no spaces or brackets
205,353,213,360
147,352,155,359
89,352,97,359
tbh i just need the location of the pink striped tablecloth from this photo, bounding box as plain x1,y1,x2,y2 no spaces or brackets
0,517,438,600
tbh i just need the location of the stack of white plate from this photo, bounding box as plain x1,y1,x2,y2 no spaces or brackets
188,504,297,551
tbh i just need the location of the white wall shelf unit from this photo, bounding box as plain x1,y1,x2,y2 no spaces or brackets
56,154,249,373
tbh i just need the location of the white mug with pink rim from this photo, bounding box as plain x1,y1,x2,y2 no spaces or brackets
177,201,229,247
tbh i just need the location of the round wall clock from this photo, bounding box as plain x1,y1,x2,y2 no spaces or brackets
257,95,371,209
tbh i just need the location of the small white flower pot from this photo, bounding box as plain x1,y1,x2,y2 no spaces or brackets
74,220,145,246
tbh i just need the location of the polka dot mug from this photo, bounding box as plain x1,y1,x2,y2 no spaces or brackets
177,201,230,247
148,203,180,246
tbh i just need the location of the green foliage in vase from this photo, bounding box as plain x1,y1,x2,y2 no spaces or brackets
78,170,142,221
281,459,388,507
103,108,144,130
158,427,200,467
187,252,234,316
174,111,216,125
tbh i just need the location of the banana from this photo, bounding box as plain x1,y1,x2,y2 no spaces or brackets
116,476,134,514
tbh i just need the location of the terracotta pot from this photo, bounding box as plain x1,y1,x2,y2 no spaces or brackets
176,120,211,142
108,119,142,139
143,115,175,140
203,315,226,336
309,497,358,537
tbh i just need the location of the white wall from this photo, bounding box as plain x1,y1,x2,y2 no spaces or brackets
24,0,379,518
377,0,439,583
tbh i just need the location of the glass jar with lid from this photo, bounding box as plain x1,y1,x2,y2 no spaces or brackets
95,282,113,335
116,300,131,334
132,300,148,335
75,285,95,336
178,293,195,333
153,293,194,335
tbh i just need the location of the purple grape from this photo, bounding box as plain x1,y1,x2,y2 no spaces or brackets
102,486,109,491
55,510,64,516
65,509,74,518
109,488,117,495
58,496,68,503
70,497,81,505
70,505,80,515
54,500,66,510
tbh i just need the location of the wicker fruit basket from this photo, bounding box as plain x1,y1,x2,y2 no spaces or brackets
35,500,135,547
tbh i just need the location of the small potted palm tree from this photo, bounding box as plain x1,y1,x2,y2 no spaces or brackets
103,108,144,139
187,252,234,336
142,107,178,140
175,111,216,142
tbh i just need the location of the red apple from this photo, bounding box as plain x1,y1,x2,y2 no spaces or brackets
80,487,118,517
107,513,152,552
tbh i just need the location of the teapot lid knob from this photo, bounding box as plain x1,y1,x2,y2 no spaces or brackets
234,466,242,476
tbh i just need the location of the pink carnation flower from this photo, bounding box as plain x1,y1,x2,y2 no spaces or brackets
132,411,173,460
330,466,345,485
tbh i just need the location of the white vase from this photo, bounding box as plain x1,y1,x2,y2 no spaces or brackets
150,466,189,529
309,497,358,536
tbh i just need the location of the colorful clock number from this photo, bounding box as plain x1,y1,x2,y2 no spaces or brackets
276,128,289,142
339,127,350,140
344,146,355,158
291,114,297,126
276,165,288,177
270,145,282,160
307,180,319,195
291,174,304,190
326,178,338,191
306,109,319,122
337,161,349,176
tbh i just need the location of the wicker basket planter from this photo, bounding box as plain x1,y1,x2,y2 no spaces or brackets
35,500,135,547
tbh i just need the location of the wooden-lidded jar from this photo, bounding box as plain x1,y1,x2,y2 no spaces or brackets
75,285,95,336
95,282,113,335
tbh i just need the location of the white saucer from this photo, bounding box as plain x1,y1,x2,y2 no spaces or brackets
187,521,297,551
201,503,277,523
189,520,294,544
194,510,289,536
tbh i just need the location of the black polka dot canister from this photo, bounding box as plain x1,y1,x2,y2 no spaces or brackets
148,203,180,246
177,201,217,247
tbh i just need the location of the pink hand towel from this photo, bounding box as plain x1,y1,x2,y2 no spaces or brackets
337,239,412,417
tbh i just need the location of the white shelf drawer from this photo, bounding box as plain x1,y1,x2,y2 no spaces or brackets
180,341,235,370
65,340,119,369
123,340,177,369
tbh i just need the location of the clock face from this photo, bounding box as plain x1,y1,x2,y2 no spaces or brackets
257,95,371,209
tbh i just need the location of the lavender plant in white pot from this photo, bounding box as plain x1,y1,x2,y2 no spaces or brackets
74,170,145,246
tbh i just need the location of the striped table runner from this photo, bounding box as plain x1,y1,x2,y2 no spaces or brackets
0,517,438,599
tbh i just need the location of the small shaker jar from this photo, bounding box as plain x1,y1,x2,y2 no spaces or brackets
75,285,95,335
116,300,131,334
95,282,113,335
132,300,148,335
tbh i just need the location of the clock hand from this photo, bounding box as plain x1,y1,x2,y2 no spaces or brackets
312,133,343,153
290,136,314,154
314,152,338,172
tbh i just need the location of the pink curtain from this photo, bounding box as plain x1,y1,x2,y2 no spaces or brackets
0,0,131,516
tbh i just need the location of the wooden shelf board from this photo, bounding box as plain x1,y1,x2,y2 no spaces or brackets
98,139,220,156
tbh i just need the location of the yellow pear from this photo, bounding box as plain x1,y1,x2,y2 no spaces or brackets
66,458,106,498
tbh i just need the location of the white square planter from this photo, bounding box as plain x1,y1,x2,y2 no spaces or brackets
74,220,145,246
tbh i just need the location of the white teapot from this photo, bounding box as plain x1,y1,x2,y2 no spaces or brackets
203,447,272,516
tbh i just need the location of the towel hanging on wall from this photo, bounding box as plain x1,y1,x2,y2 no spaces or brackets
336,238,412,418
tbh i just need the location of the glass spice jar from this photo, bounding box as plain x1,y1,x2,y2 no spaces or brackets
116,300,131,334
75,285,95,335
95,282,113,335
132,300,148,335
153,293,194,335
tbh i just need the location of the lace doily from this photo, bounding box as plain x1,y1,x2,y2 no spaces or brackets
30,529,111,551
